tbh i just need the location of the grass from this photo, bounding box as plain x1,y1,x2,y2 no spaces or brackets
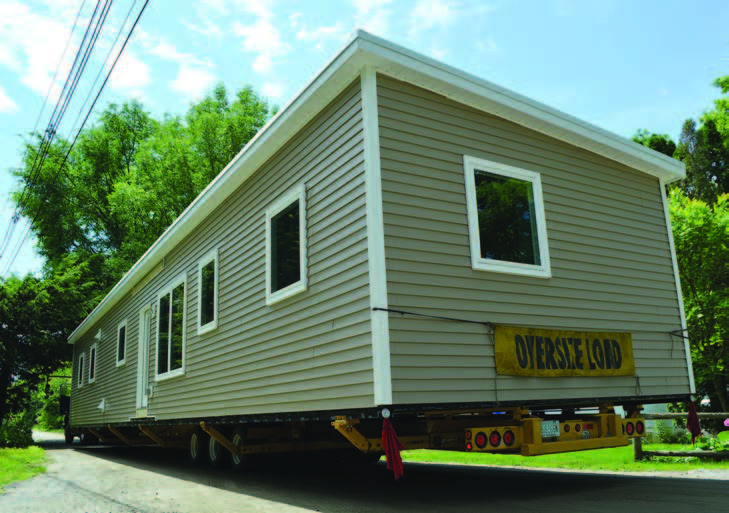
401,443,729,472
0,447,46,492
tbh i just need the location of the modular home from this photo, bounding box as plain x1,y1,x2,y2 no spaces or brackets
66,31,691,460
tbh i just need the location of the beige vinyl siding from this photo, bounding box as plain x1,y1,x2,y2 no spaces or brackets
71,79,372,426
377,75,690,406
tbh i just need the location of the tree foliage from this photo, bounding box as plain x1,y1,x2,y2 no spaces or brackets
669,190,729,411
632,129,677,158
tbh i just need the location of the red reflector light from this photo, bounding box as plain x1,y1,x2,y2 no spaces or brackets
465,430,472,441
489,431,501,447
636,421,645,435
584,423,594,430
626,422,635,436
466,442,473,451
475,432,487,449
575,424,581,432
564,424,570,433
503,430,515,447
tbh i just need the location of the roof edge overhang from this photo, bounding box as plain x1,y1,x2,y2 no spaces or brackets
68,29,684,344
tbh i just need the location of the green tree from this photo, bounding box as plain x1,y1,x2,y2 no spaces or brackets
669,189,729,411
674,118,728,205
632,129,677,158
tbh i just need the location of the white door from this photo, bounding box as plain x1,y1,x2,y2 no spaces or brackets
136,306,151,416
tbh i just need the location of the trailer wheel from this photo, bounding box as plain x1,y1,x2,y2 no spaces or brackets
207,434,224,467
230,428,247,470
189,429,209,465
64,428,75,445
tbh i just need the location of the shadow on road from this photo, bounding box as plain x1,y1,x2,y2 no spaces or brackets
42,442,729,513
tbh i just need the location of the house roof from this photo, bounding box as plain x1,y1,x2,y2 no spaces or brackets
68,30,685,344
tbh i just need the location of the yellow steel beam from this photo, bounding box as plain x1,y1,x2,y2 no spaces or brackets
87,427,111,444
108,425,132,445
522,436,630,456
200,422,239,457
138,425,167,447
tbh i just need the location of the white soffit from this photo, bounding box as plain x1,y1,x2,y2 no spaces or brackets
68,30,684,344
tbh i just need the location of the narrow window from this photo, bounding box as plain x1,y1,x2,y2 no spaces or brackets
88,345,97,384
197,250,218,334
78,353,85,387
157,276,186,379
116,320,127,366
265,185,307,304
463,156,551,277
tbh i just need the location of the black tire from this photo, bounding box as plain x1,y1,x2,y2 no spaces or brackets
207,433,224,467
230,428,247,470
189,429,209,465
64,428,75,445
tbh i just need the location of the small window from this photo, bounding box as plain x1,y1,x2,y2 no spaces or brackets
116,320,127,366
88,344,97,384
78,352,85,388
463,156,551,278
197,249,218,334
265,184,307,304
156,275,186,380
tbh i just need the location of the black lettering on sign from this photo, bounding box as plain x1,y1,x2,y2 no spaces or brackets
592,339,604,369
603,339,614,369
526,336,535,369
515,335,529,369
586,337,597,370
573,338,584,369
611,339,623,369
563,338,573,369
544,337,558,370
536,337,545,369
555,337,567,369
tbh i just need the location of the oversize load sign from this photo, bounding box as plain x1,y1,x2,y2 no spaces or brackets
494,325,635,377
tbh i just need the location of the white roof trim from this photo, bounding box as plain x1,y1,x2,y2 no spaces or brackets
68,29,685,344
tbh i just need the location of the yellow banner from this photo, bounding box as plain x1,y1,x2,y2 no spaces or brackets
494,325,635,377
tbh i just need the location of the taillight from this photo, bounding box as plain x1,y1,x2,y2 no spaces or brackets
466,442,473,451
465,430,472,441
626,422,635,436
564,424,570,433
636,421,645,435
575,424,581,433
475,432,487,449
489,431,501,447
503,430,515,447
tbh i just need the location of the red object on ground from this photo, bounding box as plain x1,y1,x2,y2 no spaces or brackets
382,418,405,480
687,401,701,444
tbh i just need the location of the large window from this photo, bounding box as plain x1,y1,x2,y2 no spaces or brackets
156,276,186,379
116,319,127,366
78,352,85,388
265,185,307,304
88,344,97,384
197,249,218,335
463,156,551,277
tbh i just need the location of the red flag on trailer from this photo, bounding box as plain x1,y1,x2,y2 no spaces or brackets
687,401,701,444
382,418,404,480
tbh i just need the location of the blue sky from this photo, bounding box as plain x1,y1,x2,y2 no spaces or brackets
1,0,728,277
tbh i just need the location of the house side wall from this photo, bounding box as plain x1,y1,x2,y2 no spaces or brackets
70,80,373,425
377,75,690,405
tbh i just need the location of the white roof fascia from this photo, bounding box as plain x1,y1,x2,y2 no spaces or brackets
354,31,685,183
69,29,684,344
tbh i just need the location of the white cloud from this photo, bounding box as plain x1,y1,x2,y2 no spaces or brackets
0,1,78,97
353,0,393,35
431,47,447,60
410,0,459,37
261,81,285,100
475,37,499,55
232,0,274,19
110,52,150,91
170,65,217,99
296,22,348,49
182,18,223,38
289,12,302,28
0,85,18,113
232,18,290,74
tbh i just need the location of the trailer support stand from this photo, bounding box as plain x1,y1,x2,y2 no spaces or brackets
200,422,240,456
108,425,132,445
138,425,167,447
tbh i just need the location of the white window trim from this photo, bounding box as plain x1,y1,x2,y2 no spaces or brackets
155,273,187,381
197,248,219,335
116,319,127,367
78,352,85,388
88,344,97,384
265,184,308,305
463,155,551,278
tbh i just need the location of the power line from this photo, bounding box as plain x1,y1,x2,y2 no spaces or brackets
2,0,152,278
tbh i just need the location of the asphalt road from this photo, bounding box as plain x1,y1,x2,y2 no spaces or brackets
2,433,728,512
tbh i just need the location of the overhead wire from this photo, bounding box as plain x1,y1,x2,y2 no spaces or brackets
2,0,151,278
